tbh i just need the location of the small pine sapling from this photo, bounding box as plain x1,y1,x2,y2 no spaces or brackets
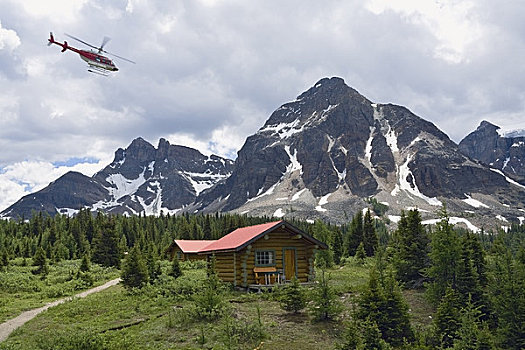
169,256,183,279
279,276,307,313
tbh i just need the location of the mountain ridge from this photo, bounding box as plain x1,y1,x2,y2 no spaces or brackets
2,77,525,230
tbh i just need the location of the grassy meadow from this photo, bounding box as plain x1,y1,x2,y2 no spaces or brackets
0,258,420,350
0,258,119,324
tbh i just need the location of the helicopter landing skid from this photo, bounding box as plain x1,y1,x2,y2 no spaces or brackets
87,65,110,76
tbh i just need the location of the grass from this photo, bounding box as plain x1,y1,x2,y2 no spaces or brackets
0,258,119,323
0,258,435,349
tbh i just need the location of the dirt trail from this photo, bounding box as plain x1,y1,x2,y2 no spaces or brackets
0,278,121,342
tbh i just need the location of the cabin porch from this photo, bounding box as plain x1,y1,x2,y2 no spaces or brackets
246,280,316,292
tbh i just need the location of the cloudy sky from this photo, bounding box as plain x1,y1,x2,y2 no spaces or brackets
0,0,524,211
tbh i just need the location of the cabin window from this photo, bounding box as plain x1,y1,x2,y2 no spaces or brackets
255,250,275,266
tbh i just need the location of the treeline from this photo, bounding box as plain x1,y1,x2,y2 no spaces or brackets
0,209,298,264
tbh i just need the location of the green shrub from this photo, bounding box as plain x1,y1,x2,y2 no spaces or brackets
38,329,106,350
180,260,207,270
278,276,307,313
193,273,227,320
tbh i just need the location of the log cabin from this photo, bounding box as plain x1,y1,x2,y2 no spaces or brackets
168,240,216,261
198,220,328,289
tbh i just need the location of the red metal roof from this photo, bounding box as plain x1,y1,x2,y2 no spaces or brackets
199,221,284,253
174,240,217,253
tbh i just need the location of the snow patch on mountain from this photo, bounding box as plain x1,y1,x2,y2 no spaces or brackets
462,194,489,208
182,171,228,196
284,145,302,174
422,217,480,232
247,182,278,202
497,128,525,138
365,127,375,164
398,155,442,206
291,188,307,201
273,208,285,218
258,119,305,139
388,215,401,223
496,214,508,222
315,193,331,212
490,168,525,190
385,123,399,153
106,167,148,201
56,207,79,216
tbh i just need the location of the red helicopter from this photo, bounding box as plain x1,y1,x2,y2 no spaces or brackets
48,32,135,75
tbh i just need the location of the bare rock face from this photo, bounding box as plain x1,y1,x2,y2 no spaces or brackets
459,121,525,181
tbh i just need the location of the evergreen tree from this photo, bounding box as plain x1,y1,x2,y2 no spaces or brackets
202,215,212,240
392,209,429,287
355,242,366,264
425,206,461,305
118,234,128,259
346,211,363,256
79,253,91,272
194,256,226,320
361,318,390,350
464,231,487,287
310,269,342,321
0,247,8,270
91,220,120,268
145,244,161,283
169,255,182,279
380,273,414,345
489,244,525,349
121,246,149,289
433,286,462,348
279,276,307,313
32,246,49,277
452,298,494,350
332,226,343,265
338,318,364,350
356,267,414,346
363,209,378,256
456,236,484,308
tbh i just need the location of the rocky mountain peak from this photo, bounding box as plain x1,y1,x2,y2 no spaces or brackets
478,120,499,130
459,121,525,180
193,77,525,230
124,137,156,163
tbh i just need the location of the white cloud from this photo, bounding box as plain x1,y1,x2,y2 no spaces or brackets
13,0,88,21
365,0,485,63
0,20,20,52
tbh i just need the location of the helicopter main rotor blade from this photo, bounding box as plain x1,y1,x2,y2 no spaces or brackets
99,36,111,51
64,33,99,50
105,51,136,64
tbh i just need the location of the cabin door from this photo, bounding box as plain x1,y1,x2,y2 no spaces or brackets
284,249,296,281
